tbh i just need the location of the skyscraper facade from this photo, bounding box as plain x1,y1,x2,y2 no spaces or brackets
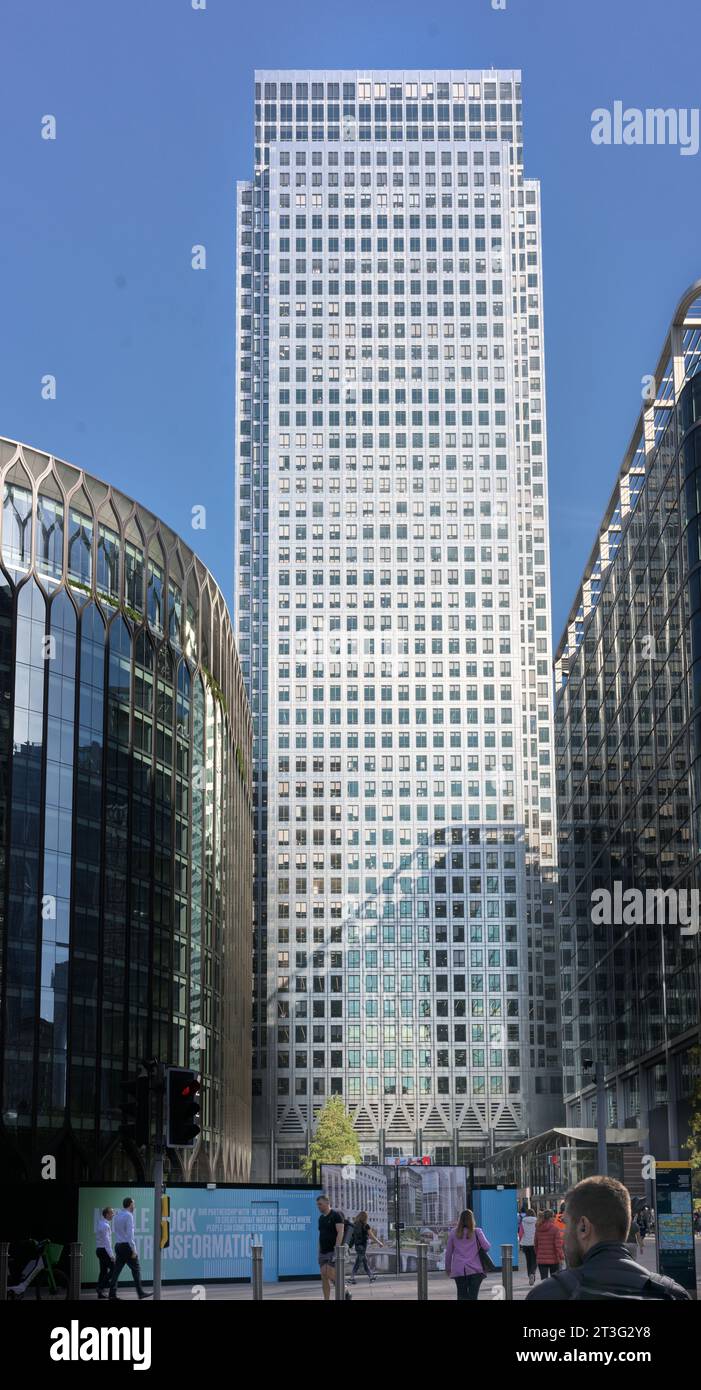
555,281,701,1161
235,69,560,1182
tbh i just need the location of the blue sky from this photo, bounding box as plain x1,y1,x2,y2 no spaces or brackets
1,0,700,643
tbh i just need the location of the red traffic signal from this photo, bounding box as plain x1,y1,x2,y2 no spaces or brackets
166,1067,201,1148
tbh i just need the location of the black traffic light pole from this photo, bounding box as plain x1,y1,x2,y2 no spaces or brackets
151,1065,201,1299
152,1061,167,1302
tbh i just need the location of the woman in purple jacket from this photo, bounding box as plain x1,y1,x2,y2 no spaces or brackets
444,1209,491,1301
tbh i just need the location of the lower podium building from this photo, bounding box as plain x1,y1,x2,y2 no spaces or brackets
0,439,253,1183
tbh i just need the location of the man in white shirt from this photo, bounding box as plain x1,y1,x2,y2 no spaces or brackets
109,1197,152,1300
95,1206,115,1299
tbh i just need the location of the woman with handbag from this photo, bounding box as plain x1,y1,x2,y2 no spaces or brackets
444,1209,493,1300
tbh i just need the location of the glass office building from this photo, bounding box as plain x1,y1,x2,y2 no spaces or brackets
555,282,701,1160
0,439,253,1183
236,70,560,1181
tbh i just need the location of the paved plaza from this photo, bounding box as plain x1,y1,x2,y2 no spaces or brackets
80,1238,701,1301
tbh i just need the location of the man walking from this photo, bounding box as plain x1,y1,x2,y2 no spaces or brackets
316,1194,351,1301
526,1176,690,1301
109,1197,152,1301
95,1206,115,1299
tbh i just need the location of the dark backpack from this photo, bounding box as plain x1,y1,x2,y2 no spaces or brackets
338,1213,353,1245
552,1267,689,1302
349,1222,368,1250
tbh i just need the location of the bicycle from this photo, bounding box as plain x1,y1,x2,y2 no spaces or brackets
8,1238,69,1301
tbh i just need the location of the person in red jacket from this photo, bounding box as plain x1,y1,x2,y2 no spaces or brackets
534,1209,564,1280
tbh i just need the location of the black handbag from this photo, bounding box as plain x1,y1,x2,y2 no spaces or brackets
475,1228,497,1274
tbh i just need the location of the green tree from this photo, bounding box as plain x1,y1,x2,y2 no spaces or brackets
685,1046,701,1198
301,1097,361,1178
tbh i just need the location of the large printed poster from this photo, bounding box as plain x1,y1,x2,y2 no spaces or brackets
78,1186,318,1283
321,1164,467,1273
397,1165,467,1271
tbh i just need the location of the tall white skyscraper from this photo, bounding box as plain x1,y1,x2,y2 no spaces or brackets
235,69,560,1182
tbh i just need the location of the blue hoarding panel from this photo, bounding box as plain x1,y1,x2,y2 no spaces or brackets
472,1188,520,1270
78,1186,318,1283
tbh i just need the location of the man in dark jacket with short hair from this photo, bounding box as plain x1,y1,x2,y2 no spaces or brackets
526,1176,690,1301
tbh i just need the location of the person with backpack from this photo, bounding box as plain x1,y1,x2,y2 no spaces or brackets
444,1209,492,1301
316,1194,352,1301
518,1207,538,1286
526,1175,691,1302
533,1208,564,1280
635,1207,649,1254
348,1211,384,1285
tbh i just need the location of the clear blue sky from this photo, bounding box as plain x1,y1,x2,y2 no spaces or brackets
1,0,700,643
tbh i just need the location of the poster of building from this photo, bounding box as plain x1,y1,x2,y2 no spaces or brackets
321,1164,468,1274
320,1164,396,1271
397,1165,467,1271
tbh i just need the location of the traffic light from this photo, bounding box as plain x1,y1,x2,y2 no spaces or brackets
166,1067,201,1147
120,1070,149,1146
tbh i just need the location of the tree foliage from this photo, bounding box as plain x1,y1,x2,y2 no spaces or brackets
301,1097,361,1178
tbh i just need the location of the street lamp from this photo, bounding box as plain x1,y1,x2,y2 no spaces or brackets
582,1049,608,1176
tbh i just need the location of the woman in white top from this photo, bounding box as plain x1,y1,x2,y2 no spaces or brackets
518,1207,538,1286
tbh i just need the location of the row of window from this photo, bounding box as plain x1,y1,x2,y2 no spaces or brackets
275,1076,518,1096
255,81,517,103
256,128,520,147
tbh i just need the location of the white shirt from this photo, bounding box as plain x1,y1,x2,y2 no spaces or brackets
520,1215,537,1246
112,1208,136,1247
96,1218,114,1257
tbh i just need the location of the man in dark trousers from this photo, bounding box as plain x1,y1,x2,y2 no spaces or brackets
95,1206,115,1299
526,1176,690,1301
109,1197,152,1301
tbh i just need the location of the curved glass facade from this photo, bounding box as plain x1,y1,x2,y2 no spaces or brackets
0,440,253,1183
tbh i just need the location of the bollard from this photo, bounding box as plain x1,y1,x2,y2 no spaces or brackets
252,1244,263,1300
416,1242,428,1301
68,1242,82,1301
333,1245,344,1295
501,1243,513,1301
0,1243,8,1301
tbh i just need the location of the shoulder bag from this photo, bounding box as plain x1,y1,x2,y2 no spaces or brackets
475,1228,497,1274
